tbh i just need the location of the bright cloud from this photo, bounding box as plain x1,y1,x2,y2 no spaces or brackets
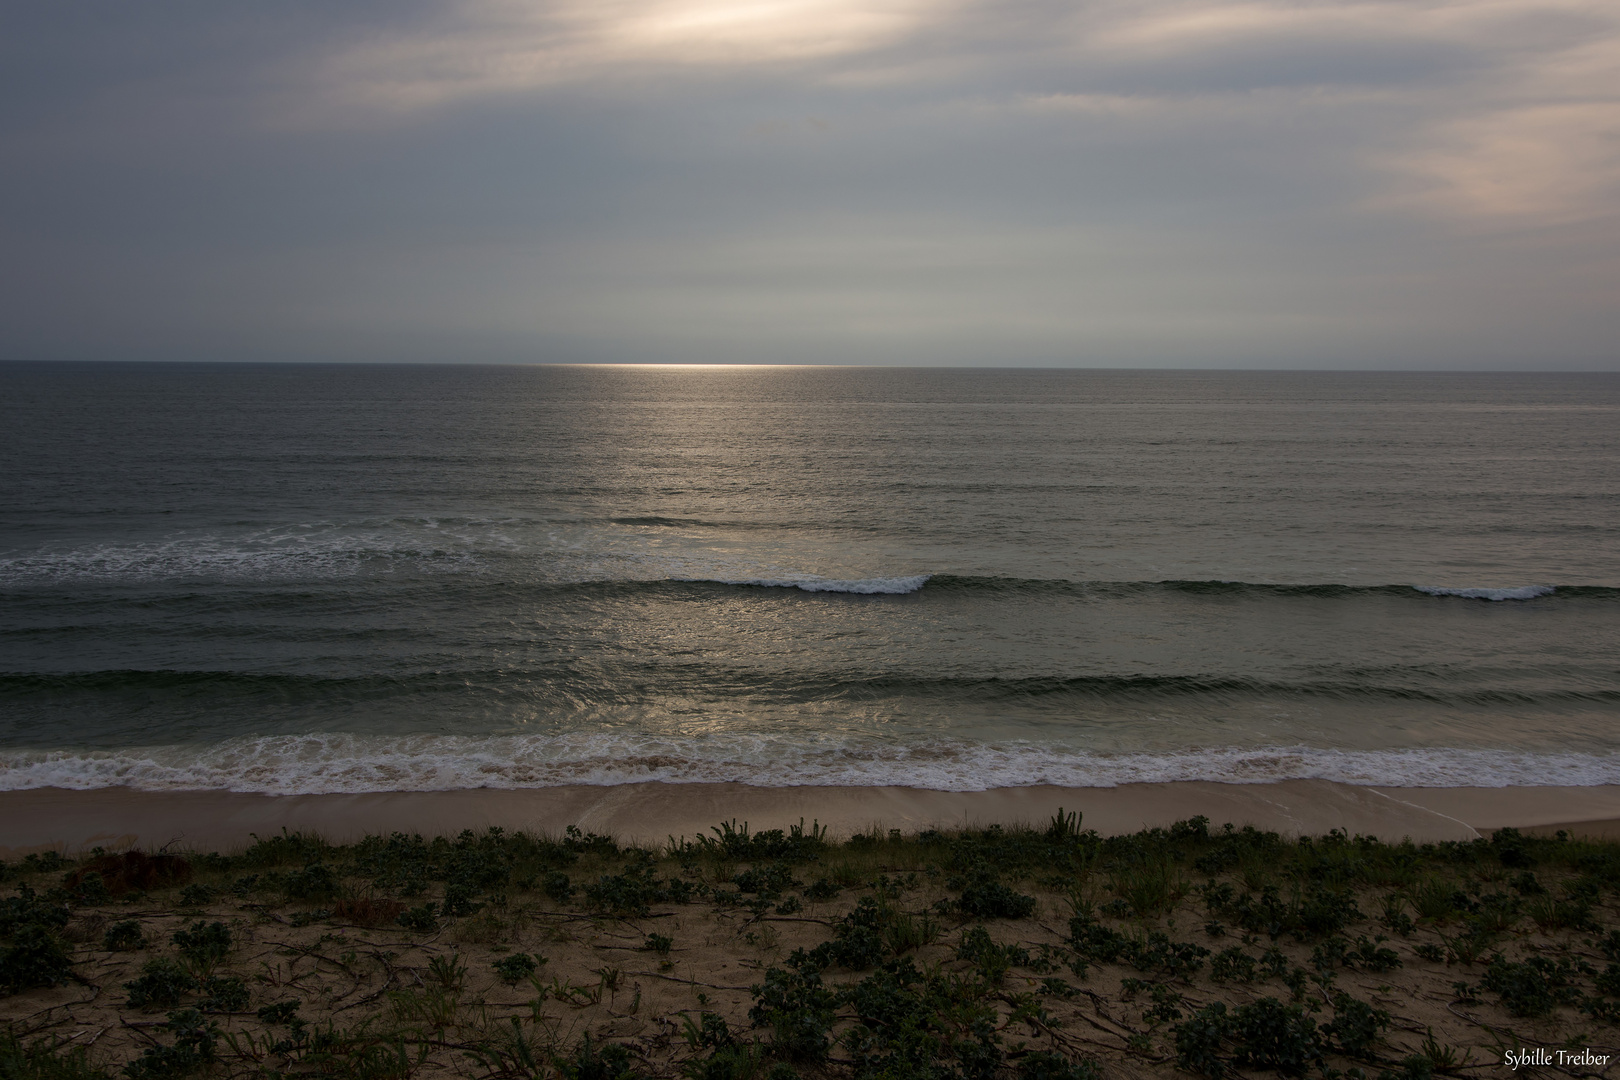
296,0,1620,228
311,0,942,113
2,0,1616,366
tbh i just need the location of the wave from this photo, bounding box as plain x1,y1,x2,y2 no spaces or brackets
922,577,1600,601
4,667,1615,711
675,575,931,595
1412,585,1556,601
663,576,1604,601
3,734,1618,794
3,529,1611,603
0,533,482,584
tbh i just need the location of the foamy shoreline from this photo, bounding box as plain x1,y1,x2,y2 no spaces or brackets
9,739,1620,794
3,779,1619,857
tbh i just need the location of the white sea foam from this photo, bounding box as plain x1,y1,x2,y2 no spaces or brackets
2,734,1616,795
683,575,931,594
0,519,931,594
0,527,485,584
1413,585,1555,601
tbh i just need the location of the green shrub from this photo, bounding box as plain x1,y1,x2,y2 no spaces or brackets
682,1041,766,1080
494,952,542,985
176,885,215,907
540,871,575,904
442,881,483,917
1228,997,1324,1076
1122,978,1185,1023
1295,887,1361,939
1107,854,1185,917
804,898,890,971
1173,997,1326,1078
239,829,330,868
1018,1050,1100,1080
951,873,1037,920
1408,878,1474,923
1324,994,1389,1058
1470,892,1520,934
678,819,827,863
803,879,840,901
1210,947,1257,984
955,925,1030,983
1526,894,1594,932
0,924,75,993
397,903,439,933
837,958,1003,1078
733,864,799,898
1175,1002,1231,1079
171,921,230,968
1482,954,1588,1017
1128,931,1210,977
283,863,338,902
1379,1054,1437,1080
883,911,936,955
585,862,694,917
1490,827,1535,869
69,872,111,907
198,975,249,1013
1312,935,1401,973
125,958,196,1010
0,1029,111,1079
122,1009,217,1079
1067,914,1132,964
257,1000,301,1025
554,1033,641,1079
103,920,146,951
748,963,837,1062
0,886,70,936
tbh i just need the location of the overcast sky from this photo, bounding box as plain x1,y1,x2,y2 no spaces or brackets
2,0,1617,368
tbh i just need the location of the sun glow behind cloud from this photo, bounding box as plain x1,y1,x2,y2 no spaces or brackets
312,0,938,113
298,0,1620,231
1,0,1617,365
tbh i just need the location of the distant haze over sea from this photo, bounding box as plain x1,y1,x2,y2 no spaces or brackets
2,363,1617,793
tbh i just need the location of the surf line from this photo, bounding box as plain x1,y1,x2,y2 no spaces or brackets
1364,788,1481,840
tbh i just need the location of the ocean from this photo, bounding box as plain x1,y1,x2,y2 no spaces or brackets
2,362,1617,794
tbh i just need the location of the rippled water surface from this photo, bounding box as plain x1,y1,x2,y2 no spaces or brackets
2,363,1617,791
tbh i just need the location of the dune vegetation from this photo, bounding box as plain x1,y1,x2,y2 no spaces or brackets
3,813,1619,1079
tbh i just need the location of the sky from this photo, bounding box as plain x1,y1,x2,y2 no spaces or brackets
1,0,1617,368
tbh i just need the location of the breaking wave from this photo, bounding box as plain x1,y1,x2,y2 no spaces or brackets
1412,585,1557,601
2,734,1618,794
676,575,931,594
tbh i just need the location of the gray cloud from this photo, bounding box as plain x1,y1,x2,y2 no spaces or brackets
0,0,1616,367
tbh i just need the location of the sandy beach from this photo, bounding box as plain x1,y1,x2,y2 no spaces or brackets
5,779,1618,857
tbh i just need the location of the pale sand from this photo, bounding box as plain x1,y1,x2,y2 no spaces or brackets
4,780,1620,857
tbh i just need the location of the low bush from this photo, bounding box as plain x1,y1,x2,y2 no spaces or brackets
397,903,439,933
1482,954,1589,1017
122,1009,217,1080
283,863,338,902
103,919,146,951
0,923,75,993
171,921,231,969
125,958,196,1010
494,952,542,985
748,962,837,1062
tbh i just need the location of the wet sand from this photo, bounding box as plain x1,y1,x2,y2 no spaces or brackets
4,780,1619,857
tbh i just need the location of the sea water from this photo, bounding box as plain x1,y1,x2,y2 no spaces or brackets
1,363,1616,793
